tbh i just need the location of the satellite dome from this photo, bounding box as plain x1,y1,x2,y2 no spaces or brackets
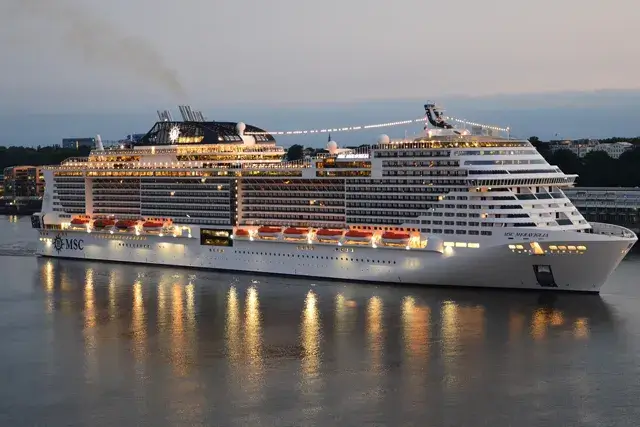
236,122,246,135
242,135,256,146
327,140,338,154
377,134,390,144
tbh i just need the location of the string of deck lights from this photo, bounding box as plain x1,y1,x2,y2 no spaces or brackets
244,116,509,136
444,116,510,133
245,118,427,136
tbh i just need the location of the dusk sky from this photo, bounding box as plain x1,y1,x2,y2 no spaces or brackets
2,0,639,113
1,0,640,146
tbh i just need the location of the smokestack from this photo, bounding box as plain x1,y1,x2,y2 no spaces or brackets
178,105,188,121
185,105,196,121
96,135,104,151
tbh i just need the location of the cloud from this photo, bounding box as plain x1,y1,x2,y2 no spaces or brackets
2,0,186,98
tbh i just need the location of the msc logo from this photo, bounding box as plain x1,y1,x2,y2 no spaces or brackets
53,234,84,253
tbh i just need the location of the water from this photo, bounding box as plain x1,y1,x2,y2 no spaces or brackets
2,215,640,426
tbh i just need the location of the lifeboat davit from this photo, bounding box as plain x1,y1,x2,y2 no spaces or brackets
234,228,250,239
381,231,411,246
142,220,163,232
92,219,115,230
315,228,344,241
115,219,137,230
283,228,308,240
344,230,373,243
257,226,282,239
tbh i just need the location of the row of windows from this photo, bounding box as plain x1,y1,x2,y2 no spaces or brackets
419,228,493,236
464,159,547,166
140,197,230,204
232,250,399,264
242,213,344,222
383,170,466,177
118,243,151,249
469,177,574,187
243,199,344,207
382,160,458,167
243,207,345,214
374,150,451,158
345,186,458,194
454,149,537,156
316,171,372,177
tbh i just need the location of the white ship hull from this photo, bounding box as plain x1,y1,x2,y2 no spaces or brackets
35,225,636,293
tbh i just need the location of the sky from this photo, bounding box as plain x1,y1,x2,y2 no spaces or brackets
1,0,639,145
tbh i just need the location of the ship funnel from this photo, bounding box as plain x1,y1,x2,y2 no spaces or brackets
96,134,104,151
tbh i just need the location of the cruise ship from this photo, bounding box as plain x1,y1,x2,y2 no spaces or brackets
31,104,637,292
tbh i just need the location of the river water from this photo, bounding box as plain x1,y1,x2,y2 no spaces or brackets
1,215,640,426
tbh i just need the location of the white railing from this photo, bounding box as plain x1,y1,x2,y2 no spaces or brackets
590,222,637,238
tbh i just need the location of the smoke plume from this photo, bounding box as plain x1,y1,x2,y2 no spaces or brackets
2,0,186,98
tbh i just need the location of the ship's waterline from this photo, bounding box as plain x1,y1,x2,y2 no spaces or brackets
31,103,637,292
36,226,634,292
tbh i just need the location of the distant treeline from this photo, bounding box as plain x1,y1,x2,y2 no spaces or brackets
529,136,640,145
0,146,91,172
531,141,640,187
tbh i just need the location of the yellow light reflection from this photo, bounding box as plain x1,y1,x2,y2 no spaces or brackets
83,268,97,382
170,283,186,376
551,310,564,327
225,286,241,366
531,309,547,340
157,281,167,332
301,290,321,382
335,293,356,336
108,271,117,318
442,300,458,345
131,280,146,362
441,301,485,366
574,318,589,339
401,296,429,402
43,260,54,313
402,296,430,360
245,286,264,390
367,296,383,374
186,282,196,331
84,268,96,329
335,293,346,332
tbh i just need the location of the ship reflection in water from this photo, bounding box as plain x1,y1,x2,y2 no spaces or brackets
26,257,624,426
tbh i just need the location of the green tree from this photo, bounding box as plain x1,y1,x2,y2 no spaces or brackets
286,144,304,161
579,151,617,187
617,147,640,187
549,149,582,175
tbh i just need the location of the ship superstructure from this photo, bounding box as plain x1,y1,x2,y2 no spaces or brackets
32,104,637,292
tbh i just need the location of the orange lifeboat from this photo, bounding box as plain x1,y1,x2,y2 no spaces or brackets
234,228,250,239
315,228,344,242
92,219,115,229
344,230,373,243
283,228,308,240
115,219,137,230
381,231,411,246
71,218,89,225
257,226,282,239
142,220,163,232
